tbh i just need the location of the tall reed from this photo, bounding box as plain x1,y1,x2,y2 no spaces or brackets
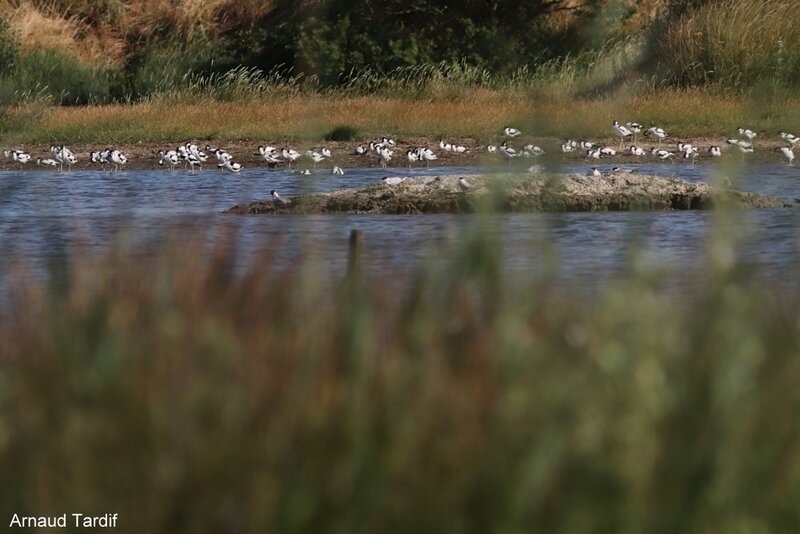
1,220,800,531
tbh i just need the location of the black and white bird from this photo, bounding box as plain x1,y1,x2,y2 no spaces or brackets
258,146,281,166
282,147,302,168
382,177,405,186
4,149,31,166
626,122,643,143
332,166,345,175
587,167,601,177
271,190,290,206
109,149,128,172
737,127,758,141
458,177,473,190
612,120,633,149
599,147,617,156
305,150,326,169
580,141,597,150
629,145,646,156
499,141,519,162
776,146,795,165
218,160,242,173
419,147,438,167
503,126,522,137
561,139,578,152
486,144,498,153
406,149,419,168
378,147,393,168
708,145,722,157
651,147,675,160
727,139,754,153
779,132,799,146
521,144,544,158
37,158,59,167
645,126,668,147
158,150,180,169
354,144,367,155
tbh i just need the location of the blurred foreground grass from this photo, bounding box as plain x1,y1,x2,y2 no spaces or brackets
1,220,800,532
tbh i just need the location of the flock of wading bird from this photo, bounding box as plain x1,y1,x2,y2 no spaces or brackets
2,123,798,177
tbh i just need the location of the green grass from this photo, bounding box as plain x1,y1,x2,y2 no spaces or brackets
2,214,800,532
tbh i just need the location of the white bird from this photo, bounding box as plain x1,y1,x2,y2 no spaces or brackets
561,142,575,153
629,145,646,156
612,120,633,148
332,166,345,175
50,145,77,171
727,139,753,153
109,149,127,171
682,145,699,163
213,148,233,163
37,158,59,167
645,126,668,147
521,144,544,157
611,167,633,175
158,150,179,169
186,153,203,173
499,142,518,162
486,145,497,153
4,149,31,166
305,150,326,169
419,148,438,167
406,149,419,168
708,145,722,157
382,177,405,186
737,127,757,141
776,146,795,165
503,126,522,137
218,160,242,173
378,147,393,168
599,147,617,156
651,148,675,160
586,148,602,159
258,146,282,166
626,122,643,143
354,144,367,155
458,177,473,190
381,137,396,146
580,141,597,150
271,190,291,206
587,167,601,177
299,169,311,175
779,132,799,146
282,147,301,168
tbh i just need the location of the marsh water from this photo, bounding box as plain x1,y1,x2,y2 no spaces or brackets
1,161,800,288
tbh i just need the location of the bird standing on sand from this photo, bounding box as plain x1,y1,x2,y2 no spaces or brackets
737,127,758,141
776,146,795,165
271,190,290,205
646,126,668,147
458,177,473,190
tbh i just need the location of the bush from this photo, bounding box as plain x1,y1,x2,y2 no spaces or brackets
324,125,359,141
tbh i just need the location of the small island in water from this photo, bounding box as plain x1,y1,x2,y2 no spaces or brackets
227,173,792,215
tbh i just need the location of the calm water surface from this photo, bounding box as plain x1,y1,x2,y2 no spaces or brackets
1,161,799,287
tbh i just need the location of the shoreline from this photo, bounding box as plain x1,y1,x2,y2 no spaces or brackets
0,136,793,172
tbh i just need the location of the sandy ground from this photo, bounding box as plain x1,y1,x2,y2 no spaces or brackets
1,136,791,172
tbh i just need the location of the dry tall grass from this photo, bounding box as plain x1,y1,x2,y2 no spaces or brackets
657,0,800,87
5,88,800,143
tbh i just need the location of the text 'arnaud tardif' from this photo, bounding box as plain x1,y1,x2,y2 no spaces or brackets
9,513,119,528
